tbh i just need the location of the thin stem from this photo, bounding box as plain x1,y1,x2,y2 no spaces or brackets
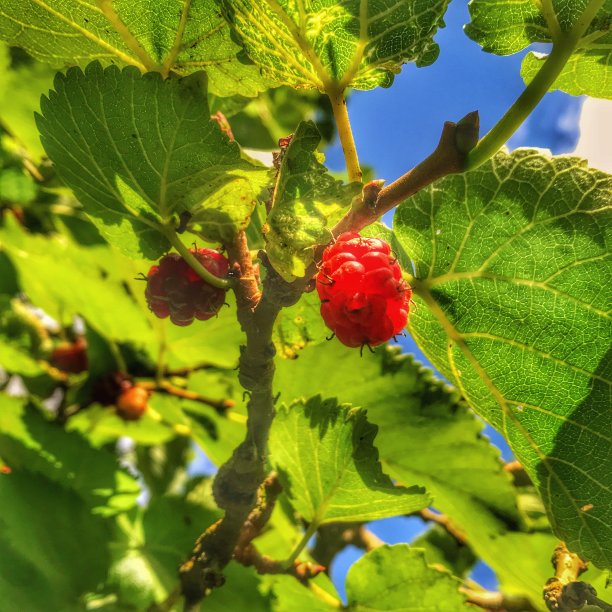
309,583,342,608
284,521,319,567
467,0,605,170
155,323,167,384
108,338,127,373
327,89,362,183
164,229,231,289
460,587,538,611
140,380,235,414
96,0,160,71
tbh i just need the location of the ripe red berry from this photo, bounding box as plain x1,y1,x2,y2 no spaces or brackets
145,248,229,327
316,231,411,348
116,385,149,421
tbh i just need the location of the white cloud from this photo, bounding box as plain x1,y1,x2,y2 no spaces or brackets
571,98,612,172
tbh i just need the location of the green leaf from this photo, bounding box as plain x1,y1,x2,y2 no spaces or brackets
0,45,56,159
521,47,612,98
66,404,178,447
183,370,248,466
269,395,430,525
222,0,451,90
0,167,37,204
161,302,244,369
465,0,612,99
274,341,558,603
346,545,467,610
412,526,477,579
36,62,267,258
273,289,328,358
0,296,48,376
0,470,111,611
205,564,272,612
0,217,154,346
108,493,271,611
394,149,612,569
109,495,221,609
0,394,140,514
188,163,272,244
271,574,341,611
226,86,336,151
0,1,272,97
265,121,360,281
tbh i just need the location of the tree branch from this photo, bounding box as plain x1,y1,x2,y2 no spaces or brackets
331,111,479,237
311,523,383,569
140,380,234,415
236,544,325,582
503,460,533,487
418,508,468,546
179,233,304,608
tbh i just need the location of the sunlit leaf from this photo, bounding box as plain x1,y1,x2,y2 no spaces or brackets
0,394,140,514
37,62,267,258
0,0,272,96
269,395,430,525
222,0,451,90
346,545,468,610
0,45,56,159
265,121,359,281
394,149,612,569
274,342,557,602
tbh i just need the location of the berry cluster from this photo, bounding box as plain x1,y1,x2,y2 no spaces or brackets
316,232,411,348
145,248,229,326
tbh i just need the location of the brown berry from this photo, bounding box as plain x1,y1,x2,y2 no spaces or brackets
116,386,149,420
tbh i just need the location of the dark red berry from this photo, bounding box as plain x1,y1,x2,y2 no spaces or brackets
316,232,411,348
145,248,229,326
50,337,88,373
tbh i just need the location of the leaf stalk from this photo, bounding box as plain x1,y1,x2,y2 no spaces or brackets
327,89,363,183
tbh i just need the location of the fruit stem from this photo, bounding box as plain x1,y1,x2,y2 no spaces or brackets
466,0,604,170
164,229,231,289
327,88,362,183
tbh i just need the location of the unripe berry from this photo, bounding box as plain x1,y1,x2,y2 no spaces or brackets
145,248,229,327
316,232,411,348
116,385,149,421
